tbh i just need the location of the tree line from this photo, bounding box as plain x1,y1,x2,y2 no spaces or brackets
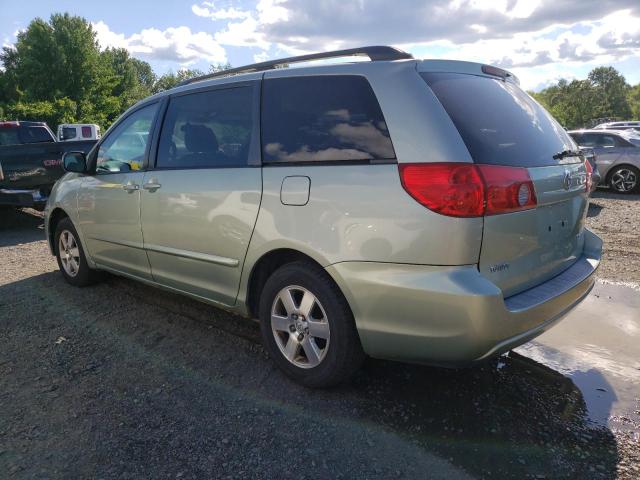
0,13,228,132
530,67,640,129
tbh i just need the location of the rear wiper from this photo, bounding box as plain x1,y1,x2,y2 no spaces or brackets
553,149,582,160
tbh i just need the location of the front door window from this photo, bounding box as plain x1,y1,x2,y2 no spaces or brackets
96,103,158,174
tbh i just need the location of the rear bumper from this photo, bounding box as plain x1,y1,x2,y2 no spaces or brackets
0,188,47,208
326,229,602,365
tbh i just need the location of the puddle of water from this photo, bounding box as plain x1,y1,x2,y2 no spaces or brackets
514,281,640,433
515,342,629,429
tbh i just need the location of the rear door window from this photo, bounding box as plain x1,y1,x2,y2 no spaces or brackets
261,75,395,163
598,135,616,147
19,126,53,144
421,72,577,167
156,86,254,169
578,134,597,147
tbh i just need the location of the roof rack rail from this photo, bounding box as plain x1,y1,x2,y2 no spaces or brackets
177,46,414,87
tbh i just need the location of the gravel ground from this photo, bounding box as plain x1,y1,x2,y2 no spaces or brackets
587,189,640,287
1,195,639,479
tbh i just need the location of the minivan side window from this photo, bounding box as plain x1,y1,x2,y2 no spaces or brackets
156,86,254,169
596,134,617,147
261,75,395,163
96,103,158,174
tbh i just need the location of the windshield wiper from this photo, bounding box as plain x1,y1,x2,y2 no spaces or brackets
553,149,582,160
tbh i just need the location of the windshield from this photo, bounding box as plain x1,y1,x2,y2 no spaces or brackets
421,72,578,167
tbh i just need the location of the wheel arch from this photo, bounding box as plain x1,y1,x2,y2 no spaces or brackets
47,207,71,254
605,163,640,185
244,248,352,320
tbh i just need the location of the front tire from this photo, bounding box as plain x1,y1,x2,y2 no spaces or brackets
608,165,639,194
259,261,365,388
54,217,103,287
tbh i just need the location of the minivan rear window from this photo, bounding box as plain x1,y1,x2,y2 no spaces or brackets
421,72,578,167
261,75,395,163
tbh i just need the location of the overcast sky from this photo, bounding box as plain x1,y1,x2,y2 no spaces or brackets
1,0,639,91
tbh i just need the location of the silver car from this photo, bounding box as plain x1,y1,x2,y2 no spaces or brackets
593,121,640,133
45,46,601,387
569,129,640,193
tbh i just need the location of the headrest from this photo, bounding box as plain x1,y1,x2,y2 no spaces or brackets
183,123,219,154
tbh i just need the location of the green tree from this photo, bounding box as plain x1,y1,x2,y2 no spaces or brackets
152,69,204,94
100,48,155,121
0,12,233,130
152,63,231,93
532,66,636,128
0,13,109,128
4,97,77,127
2,14,103,104
532,79,596,129
628,84,640,119
587,66,631,120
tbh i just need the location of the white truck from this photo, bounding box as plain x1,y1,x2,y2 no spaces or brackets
57,124,101,141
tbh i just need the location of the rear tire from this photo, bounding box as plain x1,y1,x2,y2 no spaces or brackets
608,165,639,194
54,217,103,287
259,261,365,388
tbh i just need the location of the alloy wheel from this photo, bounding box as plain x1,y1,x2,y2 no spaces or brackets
611,168,637,192
270,285,330,369
58,230,81,277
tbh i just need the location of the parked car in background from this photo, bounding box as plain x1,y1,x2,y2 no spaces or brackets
57,123,101,141
593,121,640,133
45,46,600,387
0,120,96,209
569,129,640,193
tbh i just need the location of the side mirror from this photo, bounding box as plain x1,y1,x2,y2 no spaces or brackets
62,151,88,173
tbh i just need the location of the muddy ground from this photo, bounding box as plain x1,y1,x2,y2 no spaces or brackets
0,189,639,479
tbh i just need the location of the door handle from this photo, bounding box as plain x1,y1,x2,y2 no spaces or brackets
122,182,139,193
143,180,162,192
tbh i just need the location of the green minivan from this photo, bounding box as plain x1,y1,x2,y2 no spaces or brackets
45,47,601,387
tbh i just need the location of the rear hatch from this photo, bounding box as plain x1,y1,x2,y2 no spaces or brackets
421,68,589,297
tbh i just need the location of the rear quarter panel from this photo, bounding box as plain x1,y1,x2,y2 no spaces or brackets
238,164,484,307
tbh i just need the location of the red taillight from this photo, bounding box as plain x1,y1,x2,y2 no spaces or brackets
399,163,485,217
584,159,593,192
477,164,537,215
398,163,537,218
